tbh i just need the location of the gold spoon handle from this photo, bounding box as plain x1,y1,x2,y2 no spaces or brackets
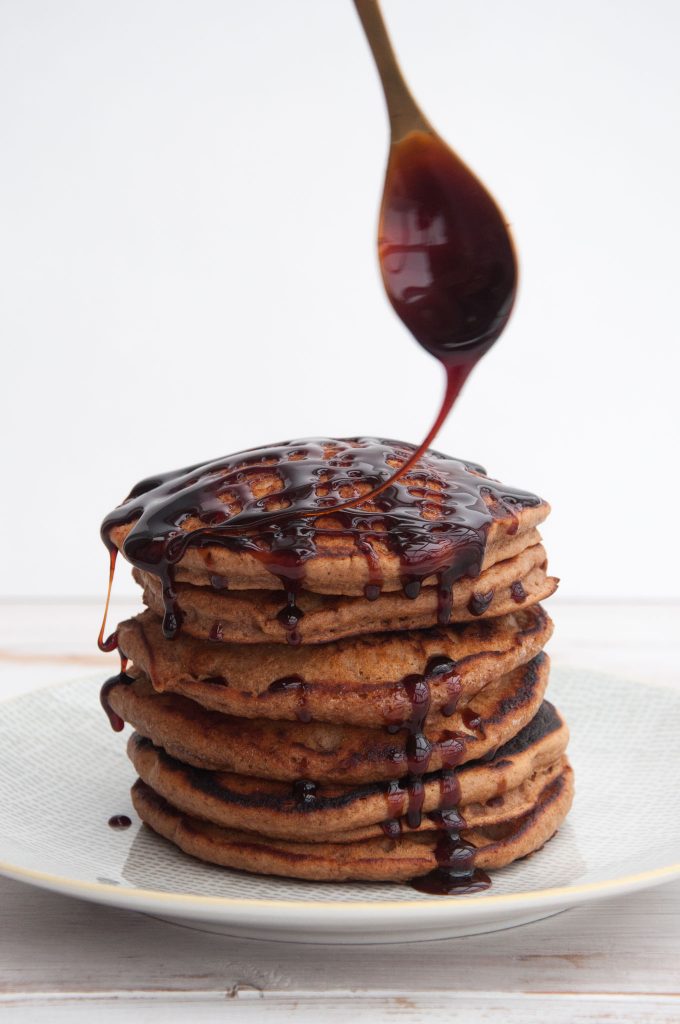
353,0,432,140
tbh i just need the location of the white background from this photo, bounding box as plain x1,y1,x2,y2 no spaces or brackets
1,0,678,599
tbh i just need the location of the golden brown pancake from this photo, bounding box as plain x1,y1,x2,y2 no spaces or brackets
165,525,545,596
104,439,551,599
116,605,552,728
111,653,551,783
131,765,574,882
133,543,556,645
126,701,568,840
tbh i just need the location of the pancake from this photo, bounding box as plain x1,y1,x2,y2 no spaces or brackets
116,604,553,727
166,525,544,596
131,764,574,881
126,701,568,840
133,542,557,645
104,438,551,603
110,653,552,783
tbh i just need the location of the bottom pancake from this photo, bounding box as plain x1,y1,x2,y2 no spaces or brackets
131,764,574,883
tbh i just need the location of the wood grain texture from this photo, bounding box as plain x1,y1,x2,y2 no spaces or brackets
0,600,678,1022
2,996,679,1024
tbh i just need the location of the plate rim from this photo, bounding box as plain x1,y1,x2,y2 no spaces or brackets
1,855,679,917
1,670,679,918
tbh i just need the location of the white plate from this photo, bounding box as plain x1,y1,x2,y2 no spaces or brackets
0,667,678,943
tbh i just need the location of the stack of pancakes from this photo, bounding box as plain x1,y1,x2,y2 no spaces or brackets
101,438,573,891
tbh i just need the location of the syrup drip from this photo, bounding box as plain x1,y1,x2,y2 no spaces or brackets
386,779,404,819
381,671,491,894
97,548,119,653
467,590,494,617
356,534,384,599
267,675,311,722
380,818,402,838
108,815,131,829
100,439,541,642
100,668,132,732
460,706,484,734
292,780,318,806
411,764,490,895
440,767,462,809
440,665,463,718
384,657,464,831
275,586,304,646
411,851,491,896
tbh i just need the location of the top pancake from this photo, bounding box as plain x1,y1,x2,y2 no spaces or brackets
103,438,549,599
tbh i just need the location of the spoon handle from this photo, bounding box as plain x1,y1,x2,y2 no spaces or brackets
353,0,431,140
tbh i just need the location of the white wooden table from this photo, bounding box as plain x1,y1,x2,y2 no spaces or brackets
1,599,678,1023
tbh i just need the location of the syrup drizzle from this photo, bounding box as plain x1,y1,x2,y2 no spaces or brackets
97,548,119,653
99,438,541,643
380,659,494,894
384,657,464,832
410,765,490,895
100,668,132,732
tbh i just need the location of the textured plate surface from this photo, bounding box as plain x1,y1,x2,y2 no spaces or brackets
0,667,678,943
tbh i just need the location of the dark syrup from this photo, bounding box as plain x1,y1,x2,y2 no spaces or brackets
382,658,464,833
411,860,491,896
97,549,119,653
107,815,132,830
267,675,312,722
460,706,484,733
380,131,516,370
410,765,491,896
380,818,402,839
467,590,494,616
100,668,132,732
292,780,318,807
381,661,494,895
